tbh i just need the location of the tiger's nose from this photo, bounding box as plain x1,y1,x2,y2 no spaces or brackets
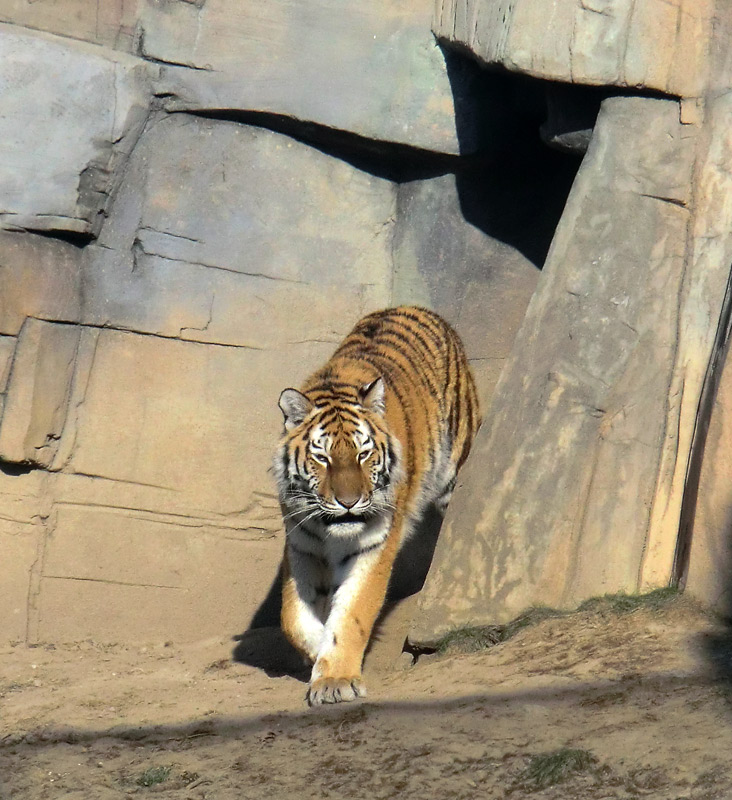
335,492,360,510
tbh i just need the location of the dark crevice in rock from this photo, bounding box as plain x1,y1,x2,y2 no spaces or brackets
540,82,612,154
27,317,265,351
0,459,37,476
444,54,583,268
166,107,463,182
17,228,95,249
441,45,682,267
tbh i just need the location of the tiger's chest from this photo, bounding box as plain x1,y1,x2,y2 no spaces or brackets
287,512,391,585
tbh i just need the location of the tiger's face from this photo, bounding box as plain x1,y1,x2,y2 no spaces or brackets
275,380,400,526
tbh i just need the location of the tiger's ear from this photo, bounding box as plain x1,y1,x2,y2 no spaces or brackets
278,388,313,430
360,377,385,415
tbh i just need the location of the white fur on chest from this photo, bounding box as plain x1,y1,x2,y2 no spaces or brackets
287,512,391,570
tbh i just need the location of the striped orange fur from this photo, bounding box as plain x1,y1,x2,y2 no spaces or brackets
274,306,480,705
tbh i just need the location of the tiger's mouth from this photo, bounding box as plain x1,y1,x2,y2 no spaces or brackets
320,511,365,525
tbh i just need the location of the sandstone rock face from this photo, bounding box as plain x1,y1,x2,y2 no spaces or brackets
82,113,395,346
0,232,81,335
0,25,150,237
0,471,45,642
679,92,732,615
391,174,539,404
0,0,142,50
0,319,80,468
143,0,464,154
410,93,732,642
0,10,536,642
433,0,727,98
0,0,730,647
684,357,732,614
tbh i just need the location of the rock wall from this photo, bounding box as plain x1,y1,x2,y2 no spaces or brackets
0,1,548,644
2,0,730,647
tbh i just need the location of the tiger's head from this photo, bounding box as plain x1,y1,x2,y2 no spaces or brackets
274,378,401,527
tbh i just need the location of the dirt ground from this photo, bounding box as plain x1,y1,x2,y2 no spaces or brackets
3,593,732,799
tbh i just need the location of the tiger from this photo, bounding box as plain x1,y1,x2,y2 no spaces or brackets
274,306,480,705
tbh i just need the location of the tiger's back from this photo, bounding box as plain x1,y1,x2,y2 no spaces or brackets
275,306,479,706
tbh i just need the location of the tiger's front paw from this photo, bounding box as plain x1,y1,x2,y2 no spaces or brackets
306,677,366,706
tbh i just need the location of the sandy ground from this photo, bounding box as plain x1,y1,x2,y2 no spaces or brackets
2,594,732,799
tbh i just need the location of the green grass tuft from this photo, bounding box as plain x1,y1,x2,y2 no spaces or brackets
434,625,502,655
519,748,597,789
500,606,568,640
577,587,679,614
435,607,569,655
136,766,172,787
432,587,680,656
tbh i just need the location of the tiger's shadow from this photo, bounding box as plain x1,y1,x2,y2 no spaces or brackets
232,503,444,680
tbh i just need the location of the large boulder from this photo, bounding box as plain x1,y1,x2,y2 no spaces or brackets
410,92,732,643
680,91,732,615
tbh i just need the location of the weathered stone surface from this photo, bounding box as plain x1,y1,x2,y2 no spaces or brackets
434,0,723,98
0,231,82,336
83,114,394,347
0,335,15,393
675,91,732,612
12,325,292,640
2,465,286,644
0,0,142,51
0,468,47,525
391,174,539,405
684,362,732,613
38,503,277,642
0,519,41,642
0,470,46,642
56,328,326,520
410,96,701,643
142,0,463,153
0,319,80,468
0,25,151,237
38,530,275,642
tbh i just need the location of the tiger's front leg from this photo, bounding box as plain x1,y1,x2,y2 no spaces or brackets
281,545,327,664
306,527,400,706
